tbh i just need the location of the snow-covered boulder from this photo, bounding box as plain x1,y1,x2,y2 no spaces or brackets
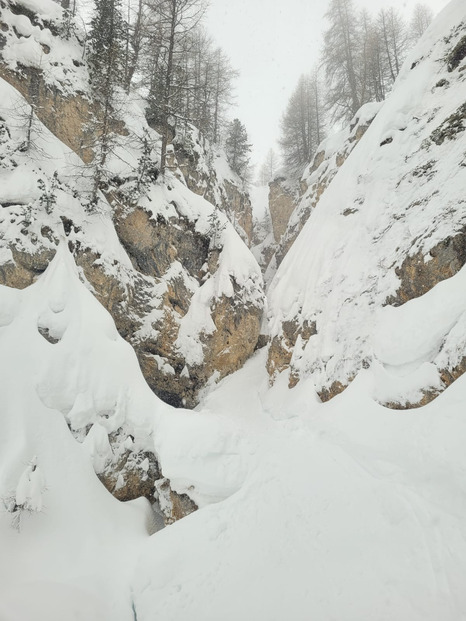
267,0,466,408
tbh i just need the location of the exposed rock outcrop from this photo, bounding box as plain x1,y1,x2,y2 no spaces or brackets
163,127,254,245
268,177,299,243
0,0,264,412
0,0,264,518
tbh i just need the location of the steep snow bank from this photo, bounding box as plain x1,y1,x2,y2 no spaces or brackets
0,244,151,621
267,0,466,405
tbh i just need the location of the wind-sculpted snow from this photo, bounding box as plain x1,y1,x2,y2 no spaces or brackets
0,245,259,618
2,253,466,619
267,0,466,406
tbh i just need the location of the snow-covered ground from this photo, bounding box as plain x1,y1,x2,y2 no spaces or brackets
131,350,466,621
1,245,466,620
1,0,466,618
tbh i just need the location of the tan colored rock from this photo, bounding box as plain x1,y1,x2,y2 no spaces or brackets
386,231,466,306
0,0,263,524
155,478,197,525
268,178,298,243
266,319,316,385
166,133,254,245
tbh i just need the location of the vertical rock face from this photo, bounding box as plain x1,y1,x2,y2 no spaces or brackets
268,178,299,243
163,127,254,245
267,2,466,407
0,0,265,521
0,0,265,411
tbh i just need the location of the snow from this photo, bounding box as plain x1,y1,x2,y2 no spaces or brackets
374,264,466,368
0,0,466,619
130,349,466,621
267,0,466,399
0,70,264,389
2,160,466,621
0,248,153,620
249,183,270,222
0,0,88,94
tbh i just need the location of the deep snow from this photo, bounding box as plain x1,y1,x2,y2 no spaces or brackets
0,0,466,619
1,240,466,621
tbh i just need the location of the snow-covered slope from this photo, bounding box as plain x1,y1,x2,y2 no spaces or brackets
267,0,466,406
0,243,151,621
4,248,466,620
272,101,382,270
0,243,264,617
0,0,264,410
130,350,466,621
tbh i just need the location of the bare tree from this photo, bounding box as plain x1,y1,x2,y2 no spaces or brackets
258,148,279,185
322,0,362,123
410,3,433,41
280,71,325,178
144,0,207,175
378,7,408,85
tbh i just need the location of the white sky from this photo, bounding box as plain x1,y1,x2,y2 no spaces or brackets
206,0,451,169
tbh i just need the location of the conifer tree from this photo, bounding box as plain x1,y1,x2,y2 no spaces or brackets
87,0,126,201
225,118,251,180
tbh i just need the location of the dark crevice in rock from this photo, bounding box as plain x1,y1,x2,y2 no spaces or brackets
38,325,60,344
448,34,466,72
430,102,466,145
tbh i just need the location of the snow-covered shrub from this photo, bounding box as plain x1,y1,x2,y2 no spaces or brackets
3,457,46,531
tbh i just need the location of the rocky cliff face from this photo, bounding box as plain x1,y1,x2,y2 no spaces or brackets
267,177,299,244
0,0,264,411
0,0,264,515
267,1,466,408
163,126,254,245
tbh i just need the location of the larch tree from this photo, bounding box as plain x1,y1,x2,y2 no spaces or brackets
143,0,207,175
410,3,433,41
123,0,146,92
322,0,362,123
280,71,325,179
378,7,408,86
258,148,279,185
